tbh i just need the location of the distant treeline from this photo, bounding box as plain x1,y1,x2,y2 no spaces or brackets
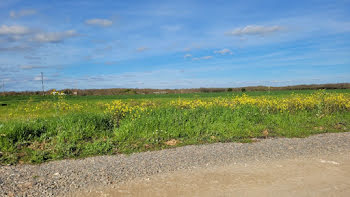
2,83,350,96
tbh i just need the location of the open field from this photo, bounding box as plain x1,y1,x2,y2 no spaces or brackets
1,89,350,165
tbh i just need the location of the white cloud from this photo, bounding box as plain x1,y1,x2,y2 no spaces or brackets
34,76,48,81
31,30,78,43
0,25,31,35
10,9,37,18
192,56,213,61
85,18,113,27
184,54,192,58
136,47,149,52
214,48,233,55
226,25,284,36
20,65,47,70
201,56,213,60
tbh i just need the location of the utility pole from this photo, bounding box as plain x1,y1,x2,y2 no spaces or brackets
41,72,44,95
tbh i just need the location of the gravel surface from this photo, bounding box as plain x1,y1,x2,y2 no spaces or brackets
1,132,350,197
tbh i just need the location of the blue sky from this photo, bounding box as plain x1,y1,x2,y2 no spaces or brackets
1,0,350,91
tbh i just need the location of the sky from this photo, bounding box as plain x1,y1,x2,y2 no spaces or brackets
1,0,350,91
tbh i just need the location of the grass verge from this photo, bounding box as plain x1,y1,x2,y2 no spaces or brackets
1,105,349,165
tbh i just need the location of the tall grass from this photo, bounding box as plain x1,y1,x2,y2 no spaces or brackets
0,113,115,164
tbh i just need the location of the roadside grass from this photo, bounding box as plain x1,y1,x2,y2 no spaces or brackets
0,113,115,164
114,106,349,153
0,89,349,165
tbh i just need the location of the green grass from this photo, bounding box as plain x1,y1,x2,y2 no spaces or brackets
0,89,349,165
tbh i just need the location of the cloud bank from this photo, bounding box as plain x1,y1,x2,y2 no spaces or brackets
192,56,213,61
214,49,233,55
226,25,283,36
85,18,113,27
31,30,78,43
0,25,31,35
10,9,37,18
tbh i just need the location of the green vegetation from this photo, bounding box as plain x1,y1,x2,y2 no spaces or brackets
0,89,350,165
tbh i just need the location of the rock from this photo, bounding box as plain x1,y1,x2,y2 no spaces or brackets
262,129,269,138
23,182,33,188
164,139,179,146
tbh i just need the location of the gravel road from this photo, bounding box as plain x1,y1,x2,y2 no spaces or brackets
1,132,350,197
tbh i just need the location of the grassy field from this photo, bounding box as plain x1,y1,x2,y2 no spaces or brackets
1,89,350,165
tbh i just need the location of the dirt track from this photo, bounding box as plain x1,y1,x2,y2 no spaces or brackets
76,153,350,197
